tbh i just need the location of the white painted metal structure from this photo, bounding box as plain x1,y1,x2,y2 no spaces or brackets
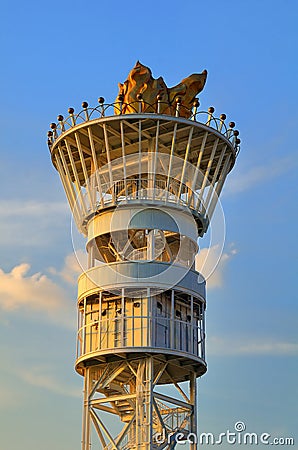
48,99,239,450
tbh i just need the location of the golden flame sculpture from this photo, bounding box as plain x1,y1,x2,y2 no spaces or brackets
116,61,207,118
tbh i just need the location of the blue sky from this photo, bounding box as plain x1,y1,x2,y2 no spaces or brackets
0,1,297,449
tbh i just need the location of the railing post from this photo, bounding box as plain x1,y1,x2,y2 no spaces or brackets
218,113,226,133
175,97,181,117
206,106,215,126
192,98,200,120
98,97,105,117
82,101,89,120
68,107,76,126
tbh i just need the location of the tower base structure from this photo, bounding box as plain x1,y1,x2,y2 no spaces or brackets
82,356,200,450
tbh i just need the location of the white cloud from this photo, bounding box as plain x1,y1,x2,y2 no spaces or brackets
208,336,298,356
0,263,74,328
223,155,297,195
49,249,88,285
195,244,237,288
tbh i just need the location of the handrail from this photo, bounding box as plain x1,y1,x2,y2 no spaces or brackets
76,315,206,359
47,100,240,151
85,176,206,217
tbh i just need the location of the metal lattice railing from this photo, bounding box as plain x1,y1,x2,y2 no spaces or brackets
47,99,241,152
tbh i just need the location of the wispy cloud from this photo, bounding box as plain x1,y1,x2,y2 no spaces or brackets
48,249,88,285
0,200,68,217
208,336,298,356
195,244,237,288
0,200,69,246
20,365,81,398
0,359,81,404
223,155,297,195
0,385,27,409
0,263,74,328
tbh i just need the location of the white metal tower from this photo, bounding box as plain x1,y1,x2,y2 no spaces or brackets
47,63,239,450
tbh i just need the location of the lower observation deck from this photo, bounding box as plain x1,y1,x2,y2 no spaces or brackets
76,262,206,383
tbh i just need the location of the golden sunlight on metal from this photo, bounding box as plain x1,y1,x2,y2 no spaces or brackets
115,61,207,118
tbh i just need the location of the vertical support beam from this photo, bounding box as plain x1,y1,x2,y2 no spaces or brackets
190,372,197,450
147,287,152,347
120,120,128,198
83,297,87,355
204,144,227,212
135,357,154,449
54,150,75,216
189,131,208,207
207,153,232,221
82,368,91,450
121,288,125,347
87,126,104,208
196,138,219,215
135,360,145,449
190,295,194,355
152,118,160,200
145,357,153,449
98,291,102,350
74,131,94,209
102,123,114,201
202,305,206,361
147,147,154,195
147,230,155,260
196,137,219,209
89,161,96,211
64,138,88,216
138,117,142,194
56,146,81,222
170,290,175,349
177,126,194,201
166,122,178,200
76,307,80,360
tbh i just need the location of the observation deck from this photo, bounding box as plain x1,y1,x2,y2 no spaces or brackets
48,99,240,236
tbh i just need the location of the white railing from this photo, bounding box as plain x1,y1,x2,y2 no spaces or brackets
48,100,240,151
77,316,205,361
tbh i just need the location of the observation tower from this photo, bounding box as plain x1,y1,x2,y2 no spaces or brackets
47,62,239,450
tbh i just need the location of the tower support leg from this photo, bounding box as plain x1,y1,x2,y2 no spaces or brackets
135,357,153,449
82,367,91,450
190,372,197,450
80,358,199,450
